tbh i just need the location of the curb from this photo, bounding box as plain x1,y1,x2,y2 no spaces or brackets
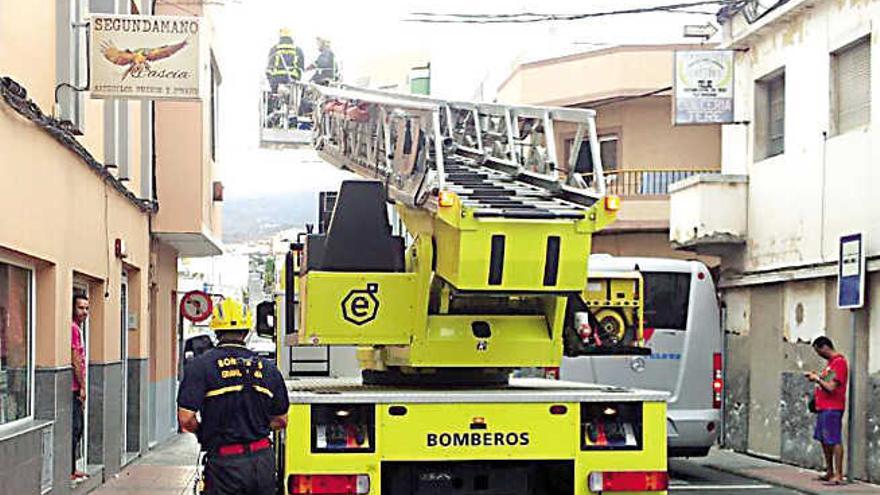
704,461,880,495
703,462,816,495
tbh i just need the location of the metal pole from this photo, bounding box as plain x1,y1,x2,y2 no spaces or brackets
720,303,728,448
846,309,856,482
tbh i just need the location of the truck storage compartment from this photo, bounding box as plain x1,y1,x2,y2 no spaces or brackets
381,460,573,495
311,403,375,453
580,402,643,451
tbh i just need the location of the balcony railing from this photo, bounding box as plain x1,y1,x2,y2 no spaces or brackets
582,168,719,197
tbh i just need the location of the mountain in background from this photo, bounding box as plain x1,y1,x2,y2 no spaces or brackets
222,192,320,243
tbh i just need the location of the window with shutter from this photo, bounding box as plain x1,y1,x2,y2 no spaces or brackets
832,37,871,135
755,69,785,160
767,74,785,157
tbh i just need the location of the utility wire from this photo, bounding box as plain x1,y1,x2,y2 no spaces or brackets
407,0,736,23
591,86,673,108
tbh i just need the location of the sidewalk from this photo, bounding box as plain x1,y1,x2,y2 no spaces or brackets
695,448,880,495
90,434,200,495
87,435,880,495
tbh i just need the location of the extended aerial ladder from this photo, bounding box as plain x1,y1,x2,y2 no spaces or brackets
256,81,638,385
254,82,668,495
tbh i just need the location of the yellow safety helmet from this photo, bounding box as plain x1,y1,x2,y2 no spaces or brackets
210,298,253,332
279,28,292,38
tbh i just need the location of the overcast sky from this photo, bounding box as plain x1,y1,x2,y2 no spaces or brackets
201,0,714,199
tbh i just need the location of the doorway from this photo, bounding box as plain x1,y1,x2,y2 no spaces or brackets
72,282,89,475
119,271,132,465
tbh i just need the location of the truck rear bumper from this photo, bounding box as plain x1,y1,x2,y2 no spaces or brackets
382,460,574,495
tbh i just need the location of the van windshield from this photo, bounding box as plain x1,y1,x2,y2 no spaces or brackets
643,272,691,331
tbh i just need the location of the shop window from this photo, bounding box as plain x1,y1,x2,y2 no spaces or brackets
0,261,33,426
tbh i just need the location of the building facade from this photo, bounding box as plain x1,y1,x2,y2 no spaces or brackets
670,0,880,480
0,0,221,493
496,45,721,262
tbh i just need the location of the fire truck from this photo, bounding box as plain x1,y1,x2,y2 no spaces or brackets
254,81,669,495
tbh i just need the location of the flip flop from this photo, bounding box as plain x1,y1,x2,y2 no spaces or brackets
822,479,844,486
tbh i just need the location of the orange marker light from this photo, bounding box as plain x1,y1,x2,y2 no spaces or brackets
604,195,621,212
438,190,457,207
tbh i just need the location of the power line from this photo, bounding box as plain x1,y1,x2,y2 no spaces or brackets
591,86,673,108
406,0,738,24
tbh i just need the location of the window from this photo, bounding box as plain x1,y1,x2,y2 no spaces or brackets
566,134,619,174
642,272,691,331
756,71,785,158
0,261,33,426
832,37,871,135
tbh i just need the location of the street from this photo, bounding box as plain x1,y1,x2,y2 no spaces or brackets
669,460,799,495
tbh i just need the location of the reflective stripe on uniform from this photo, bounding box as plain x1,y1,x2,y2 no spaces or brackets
253,385,274,398
205,385,244,397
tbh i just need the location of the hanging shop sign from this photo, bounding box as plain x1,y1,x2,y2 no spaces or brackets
90,14,204,100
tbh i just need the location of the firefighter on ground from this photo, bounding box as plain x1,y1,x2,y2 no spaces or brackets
177,298,289,495
308,37,337,85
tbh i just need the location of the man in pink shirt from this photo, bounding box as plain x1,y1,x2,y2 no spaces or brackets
71,294,89,481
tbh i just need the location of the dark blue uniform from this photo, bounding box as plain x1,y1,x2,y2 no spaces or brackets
178,343,289,495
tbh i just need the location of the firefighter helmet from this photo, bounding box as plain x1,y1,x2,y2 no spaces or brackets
210,298,253,332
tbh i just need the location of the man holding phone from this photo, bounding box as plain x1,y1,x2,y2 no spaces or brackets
805,336,848,485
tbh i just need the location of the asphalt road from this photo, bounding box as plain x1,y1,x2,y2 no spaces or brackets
669,459,803,494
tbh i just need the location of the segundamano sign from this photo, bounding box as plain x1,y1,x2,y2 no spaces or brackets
90,14,203,100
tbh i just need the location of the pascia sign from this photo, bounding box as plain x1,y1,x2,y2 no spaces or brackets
90,14,203,100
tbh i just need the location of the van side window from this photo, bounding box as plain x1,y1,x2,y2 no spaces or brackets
643,272,690,330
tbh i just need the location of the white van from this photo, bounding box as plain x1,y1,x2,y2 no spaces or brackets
560,255,723,457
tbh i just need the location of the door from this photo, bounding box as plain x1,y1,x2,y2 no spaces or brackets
119,272,128,463
72,282,89,473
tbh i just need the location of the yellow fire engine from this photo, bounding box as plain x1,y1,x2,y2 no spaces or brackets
255,81,669,495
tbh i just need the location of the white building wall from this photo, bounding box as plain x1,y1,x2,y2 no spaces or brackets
723,0,880,273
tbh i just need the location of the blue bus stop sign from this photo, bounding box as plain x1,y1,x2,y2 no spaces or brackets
837,233,865,309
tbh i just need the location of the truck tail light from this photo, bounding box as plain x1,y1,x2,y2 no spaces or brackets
289,474,370,494
588,471,668,492
712,352,723,409
544,367,560,380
